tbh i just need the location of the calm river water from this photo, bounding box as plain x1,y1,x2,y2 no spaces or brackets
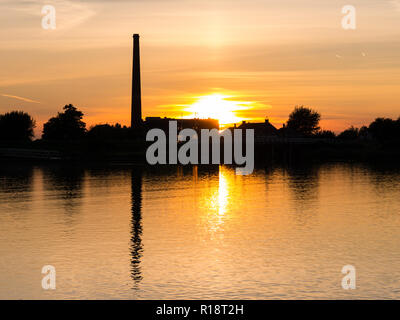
1,162,400,299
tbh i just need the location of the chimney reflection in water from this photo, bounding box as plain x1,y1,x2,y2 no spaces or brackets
130,169,143,287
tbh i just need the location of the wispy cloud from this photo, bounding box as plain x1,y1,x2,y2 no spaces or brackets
1,93,41,104
389,0,400,11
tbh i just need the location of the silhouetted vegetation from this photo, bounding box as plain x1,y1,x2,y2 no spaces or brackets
87,123,131,140
314,130,336,139
368,117,400,143
287,106,321,136
1,102,400,164
0,111,36,142
338,126,359,140
42,104,86,141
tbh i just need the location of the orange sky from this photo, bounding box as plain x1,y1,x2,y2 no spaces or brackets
1,0,400,136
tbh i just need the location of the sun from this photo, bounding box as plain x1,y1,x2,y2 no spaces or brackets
185,94,248,126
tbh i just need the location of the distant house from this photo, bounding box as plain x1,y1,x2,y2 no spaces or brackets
233,119,279,143
237,119,278,141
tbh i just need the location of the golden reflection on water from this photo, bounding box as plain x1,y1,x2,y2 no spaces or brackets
197,166,237,234
1,163,400,299
206,167,230,232
217,169,229,217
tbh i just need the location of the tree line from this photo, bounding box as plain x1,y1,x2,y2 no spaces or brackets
0,104,399,143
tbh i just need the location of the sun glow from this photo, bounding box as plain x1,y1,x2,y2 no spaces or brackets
185,94,250,126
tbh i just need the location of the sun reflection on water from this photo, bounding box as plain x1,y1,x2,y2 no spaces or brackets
202,166,233,233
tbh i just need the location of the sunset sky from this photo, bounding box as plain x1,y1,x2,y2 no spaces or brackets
1,0,400,136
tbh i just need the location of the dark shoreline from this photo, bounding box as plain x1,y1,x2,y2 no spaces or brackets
1,138,399,168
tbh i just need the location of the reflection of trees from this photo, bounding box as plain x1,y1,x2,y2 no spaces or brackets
285,164,320,225
366,163,400,190
364,163,400,219
42,165,85,216
131,169,143,287
0,164,34,208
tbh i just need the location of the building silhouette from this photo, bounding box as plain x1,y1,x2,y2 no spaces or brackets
237,118,278,136
131,34,142,128
130,34,219,132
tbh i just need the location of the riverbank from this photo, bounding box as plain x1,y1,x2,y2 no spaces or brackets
1,138,399,165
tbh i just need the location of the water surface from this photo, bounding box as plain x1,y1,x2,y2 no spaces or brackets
1,162,400,299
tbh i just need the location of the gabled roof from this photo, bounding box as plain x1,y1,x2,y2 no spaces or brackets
237,120,278,135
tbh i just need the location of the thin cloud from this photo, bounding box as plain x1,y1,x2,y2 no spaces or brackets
1,93,41,104
389,0,400,11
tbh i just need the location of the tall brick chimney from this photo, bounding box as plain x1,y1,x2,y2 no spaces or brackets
131,34,142,128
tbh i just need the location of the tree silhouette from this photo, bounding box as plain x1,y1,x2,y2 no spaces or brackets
286,106,321,136
0,111,36,141
315,130,336,139
338,126,359,140
368,117,400,142
87,123,130,140
42,104,86,140
358,126,370,139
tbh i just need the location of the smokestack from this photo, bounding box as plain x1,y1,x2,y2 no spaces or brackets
131,34,142,128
